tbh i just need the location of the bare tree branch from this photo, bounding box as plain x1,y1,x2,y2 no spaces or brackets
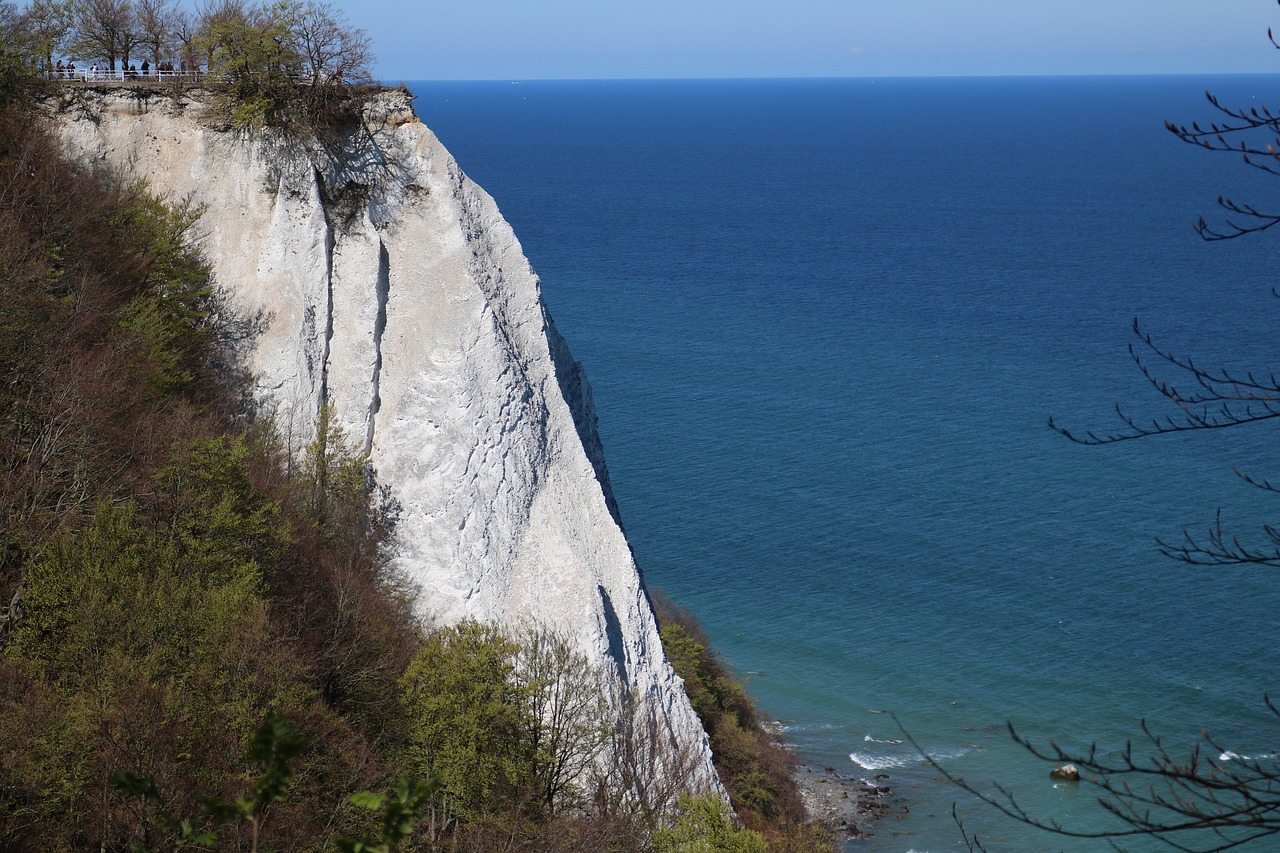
901,705,1280,853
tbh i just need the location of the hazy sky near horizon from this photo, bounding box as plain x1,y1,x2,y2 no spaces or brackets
360,1,1280,81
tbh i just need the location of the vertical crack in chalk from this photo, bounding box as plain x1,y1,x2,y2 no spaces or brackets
366,239,389,456
315,165,336,412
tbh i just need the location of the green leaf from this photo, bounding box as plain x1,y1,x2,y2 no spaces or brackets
110,769,159,799
347,790,386,810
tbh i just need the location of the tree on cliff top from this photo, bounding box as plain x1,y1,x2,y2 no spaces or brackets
196,0,297,126
69,0,135,71
24,0,72,70
0,1,41,95
134,0,177,66
195,0,374,130
288,0,371,87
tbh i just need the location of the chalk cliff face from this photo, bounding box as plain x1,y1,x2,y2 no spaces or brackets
51,87,716,791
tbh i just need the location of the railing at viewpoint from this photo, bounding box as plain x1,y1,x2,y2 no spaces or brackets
42,68,211,83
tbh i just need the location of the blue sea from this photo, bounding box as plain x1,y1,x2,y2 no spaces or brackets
411,77,1280,852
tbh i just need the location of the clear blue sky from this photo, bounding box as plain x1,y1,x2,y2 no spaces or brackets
358,1,1280,81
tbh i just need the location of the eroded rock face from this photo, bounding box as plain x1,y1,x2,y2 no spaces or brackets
49,86,717,794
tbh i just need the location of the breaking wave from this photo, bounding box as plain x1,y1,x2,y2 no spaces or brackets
849,745,971,772
1219,750,1280,763
863,735,903,745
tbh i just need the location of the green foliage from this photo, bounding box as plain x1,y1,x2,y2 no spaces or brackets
110,713,311,852
234,712,312,819
513,625,613,813
399,620,530,833
659,623,720,724
0,102,114,568
9,496,300,816
654,591,834,850
13,499,262,683
3,489,390,848
112,186,213,393
0,2,41,103
112,767,221,850
199,0,300,130
396,621,629,839
337,775,441,853
658,621,782,818
303,402,371,535
151,433,288,588
652,794,769,853
108,721,439,853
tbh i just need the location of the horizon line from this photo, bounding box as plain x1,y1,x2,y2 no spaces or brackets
383,70,1280,84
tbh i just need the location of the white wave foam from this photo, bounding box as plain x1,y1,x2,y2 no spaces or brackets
849,751,917,770
1219,750,1280,763
849,746,971,771
863,735,903,745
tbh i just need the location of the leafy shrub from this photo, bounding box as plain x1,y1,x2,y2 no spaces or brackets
399,620,529,836
652,793,768,853
651,590,834,851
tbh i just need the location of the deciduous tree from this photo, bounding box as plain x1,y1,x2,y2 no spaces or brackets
133,0,175,66
289,0,370,86
398,621,530,839
513,626,613,813
0,1,39,90
24,0,72,70
652,793,769,853
197,0,298,127
70,0,134,71
169,4,196,69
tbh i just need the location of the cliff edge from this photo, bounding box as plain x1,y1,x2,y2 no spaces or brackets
47,85,717,793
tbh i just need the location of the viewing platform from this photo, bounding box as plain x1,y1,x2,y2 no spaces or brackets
41,68,212,84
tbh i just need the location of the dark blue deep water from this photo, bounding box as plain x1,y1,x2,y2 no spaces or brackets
411,77,1280,852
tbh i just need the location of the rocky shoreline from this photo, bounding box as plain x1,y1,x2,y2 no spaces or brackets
794,764,895,842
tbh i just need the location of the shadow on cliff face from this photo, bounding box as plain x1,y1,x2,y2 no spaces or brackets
315,93,421,233
598,584,629,685
247,95,411,235
548,315,625,532
314,122,411,232
208,287,271,418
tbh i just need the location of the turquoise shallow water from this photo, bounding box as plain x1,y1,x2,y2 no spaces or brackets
411,76,1280,852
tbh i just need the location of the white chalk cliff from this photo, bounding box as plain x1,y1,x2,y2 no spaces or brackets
50,86,717,793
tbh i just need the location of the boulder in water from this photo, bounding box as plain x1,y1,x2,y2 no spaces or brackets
1050,764,1081,781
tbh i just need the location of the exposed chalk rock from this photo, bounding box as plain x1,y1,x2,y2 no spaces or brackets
48,86,718,794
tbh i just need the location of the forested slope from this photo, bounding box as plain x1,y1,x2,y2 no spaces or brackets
0,79,423,849
0,67,833,851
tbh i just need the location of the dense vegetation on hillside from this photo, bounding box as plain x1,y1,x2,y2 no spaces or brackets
650,594,835,852
0,74,415,849
0,24,838,852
